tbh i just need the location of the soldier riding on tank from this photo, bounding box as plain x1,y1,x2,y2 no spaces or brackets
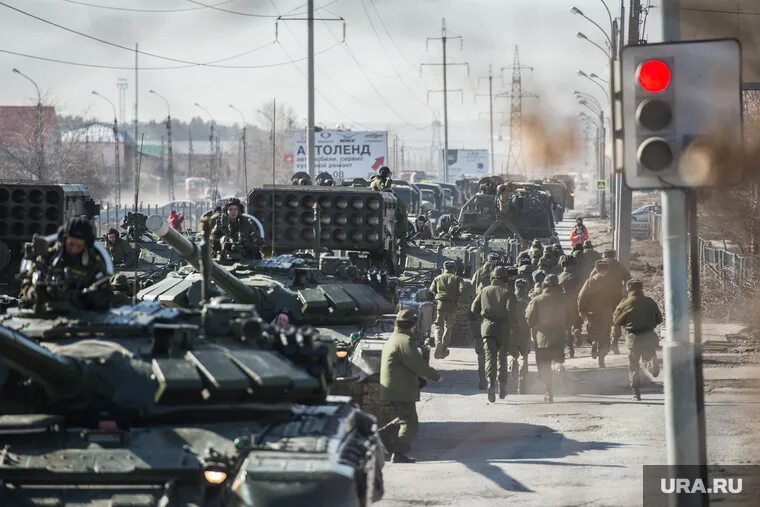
209,197,262,261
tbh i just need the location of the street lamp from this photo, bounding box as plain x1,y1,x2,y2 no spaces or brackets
13,67,44,179
92,90,121,208
150,89,174,200
573,90,603,110
229,104,249,196
589,72,608,84
571,6,612,49
194,102,218,200
576,32,611,58
577,70,610,99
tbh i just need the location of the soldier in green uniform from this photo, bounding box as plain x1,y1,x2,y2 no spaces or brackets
370,166,393,191
20,217,113,312
380,309,443,463
470,266,516,402
578,260,620,368
472,252,499,293
105,228,135,267
526,274,571,403
430,260,464,359
529,240,544,269
581,240,601,280
603,249,631,355
613,280,663,401
209,198,261,260
409,215,434,240
462,270,486,390
511,277,532,394
558,255,583,357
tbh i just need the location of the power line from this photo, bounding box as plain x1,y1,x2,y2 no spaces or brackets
0,2,342,69
0,42,341,70
367,0,417,72
58,0,236,13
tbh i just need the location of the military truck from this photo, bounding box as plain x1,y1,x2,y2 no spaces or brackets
0,182,99,288
0,258,385,505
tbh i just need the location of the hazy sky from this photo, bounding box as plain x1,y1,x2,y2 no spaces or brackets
0,0,659,163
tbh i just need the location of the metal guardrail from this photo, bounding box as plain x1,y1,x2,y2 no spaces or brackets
95,202,208,236
697,238,754,290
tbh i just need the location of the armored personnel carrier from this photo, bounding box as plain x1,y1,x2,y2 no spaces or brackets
0,289,384,506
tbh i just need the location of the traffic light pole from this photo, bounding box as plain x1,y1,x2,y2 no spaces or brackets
659,2,707,502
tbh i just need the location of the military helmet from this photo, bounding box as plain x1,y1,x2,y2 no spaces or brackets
531,239,541,248
487,252,500,262
443,260,457,272
553,243,563,252
560,255,575,267
223,197,245,215
111,273,129,290
572,243,584,252
519,257,532,266
505,266,519,278
416,215,428,223
583,240,594,248
543,274,559,288
107,227,119,237
378,166,391,178
351,177,368,187
395,308,417,324
491,266,509,280
627,279,644,291
533,269,547,283
60,217,95,247
514,278,529,289
315,172,334,186
595,260,610,271
603,249,616,259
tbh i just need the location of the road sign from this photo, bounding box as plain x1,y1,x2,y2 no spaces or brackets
594,179,607,191
284,130,388,184
621,39,742,189
441,149,489,178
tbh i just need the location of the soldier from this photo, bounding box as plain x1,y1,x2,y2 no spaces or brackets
461,269,486,390
511,277,532,394
529,269,547,298
558,255,583,357
581,240,601,279
380,309,443,463
429,260,464,359
601,249,631,355
526,274,571,403
517,256,534,284
105,228,135,267
472,252,499,293
210,198,261,260
315,172,335,186
20,217,113,311
409,215,434,240
471,266,516,402
370,166,393,191
578,260,620,368
529,240,544,267
613,280,663,401
571,242,584,261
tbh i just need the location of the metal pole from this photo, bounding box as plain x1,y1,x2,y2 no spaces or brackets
307,0,316,179
242,126,248,196
599,119,606,218
114,117,121,209
488,67,495,175
660,3,705,503
271,98,276,256
442,19,450,184
134,44,138,194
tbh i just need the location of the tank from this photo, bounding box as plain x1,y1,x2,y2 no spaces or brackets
0,296,385,506
139,204,406,446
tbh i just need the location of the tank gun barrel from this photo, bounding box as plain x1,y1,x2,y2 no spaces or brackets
0,325,85,401
146,215,258,305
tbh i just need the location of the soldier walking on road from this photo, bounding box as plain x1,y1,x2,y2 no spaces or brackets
578,260,620,368
472,252,499,293
526,274,571,403
511,278,532,394
462,271,486,390
601,249,631,355
471,266,516,402
558,255,583,357
430,260,464,359
581,240,601,280
380,309,443,463
613,280,663,401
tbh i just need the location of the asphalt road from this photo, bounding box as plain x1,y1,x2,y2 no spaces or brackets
376,338,760,507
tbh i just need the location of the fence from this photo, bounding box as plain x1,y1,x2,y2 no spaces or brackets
95,202,208,236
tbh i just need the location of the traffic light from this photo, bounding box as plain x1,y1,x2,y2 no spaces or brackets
621,39,742,189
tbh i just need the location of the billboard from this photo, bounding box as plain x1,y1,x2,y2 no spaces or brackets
284,129,388,183
443,149,489,179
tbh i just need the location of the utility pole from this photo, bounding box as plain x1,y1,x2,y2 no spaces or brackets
150,89,174,201
474,64,505,175
500,46,536,178
422,19,468,183
276,2,344,180
133,43,139,196
92,90,120,209
229,105,249,196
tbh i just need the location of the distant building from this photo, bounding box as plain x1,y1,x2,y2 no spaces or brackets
0,105,56,149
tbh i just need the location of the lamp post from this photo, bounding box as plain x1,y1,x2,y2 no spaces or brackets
576,32,611,58
577,70,610,99
194,102,217,201
12,68,44,179
92,91,121,208
229,104,248,196
589,72,608,84
150,89,174,200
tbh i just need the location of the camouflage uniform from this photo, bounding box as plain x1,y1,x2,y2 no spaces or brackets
613,280,663,400
106,236,135,266
429,263,464,358
526,275,571,402
511,279,532,394
558,259,583,354
380,310,441,458
581,242,601,280
471,267,516,401
209,212,261,260
577,261,620,368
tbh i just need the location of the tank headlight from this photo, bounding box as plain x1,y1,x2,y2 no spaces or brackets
203,465,228,485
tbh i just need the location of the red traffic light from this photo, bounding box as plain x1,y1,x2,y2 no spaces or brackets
637,59,671,93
